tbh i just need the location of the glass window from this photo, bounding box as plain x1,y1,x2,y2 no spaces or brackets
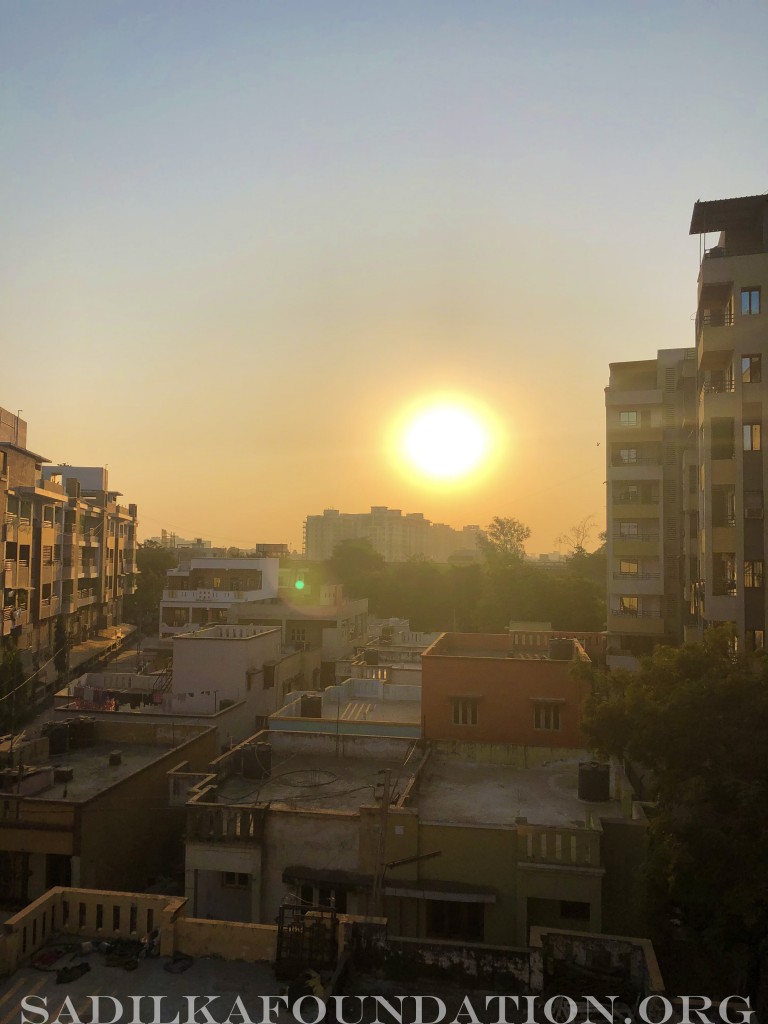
744,561,763,589
741,288,760,315
619,596,639,615
533,703,561,730
452,697,478,726
742,355,762,383
619,448,638,463
743,424,762,451
619,522,639,538
619,559,638,575
619,411,638,427
746,630,765,652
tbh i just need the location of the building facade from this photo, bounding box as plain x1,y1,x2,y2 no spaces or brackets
159,557,279,637
1,409,138,671
605,193,768,665
303,506,480,563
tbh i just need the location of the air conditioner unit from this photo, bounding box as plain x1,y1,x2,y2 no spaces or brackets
745,509,764,519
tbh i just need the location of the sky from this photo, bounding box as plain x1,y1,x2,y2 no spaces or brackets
2,0,767,553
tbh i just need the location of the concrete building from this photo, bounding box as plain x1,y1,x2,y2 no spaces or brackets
0,409,138,673
159,557,279,637
605,193,768,665
604,352,697,668
420,632,592,749
231,585,368,686
303,506,480,563
172,729,647,946
0,717,217,907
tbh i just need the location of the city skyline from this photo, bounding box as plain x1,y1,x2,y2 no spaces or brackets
3,1,767,551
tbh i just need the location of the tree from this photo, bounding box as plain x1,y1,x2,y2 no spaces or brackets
555,515,597,557
123,541,179,634
477,516,531,564
582,629,768,1003
326,539,384,599
54,616,68,676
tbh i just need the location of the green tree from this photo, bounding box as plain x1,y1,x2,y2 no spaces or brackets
477,516,531,564
54,616,68,675
123,541,179,634
326,539,385,599
582,629,768,1002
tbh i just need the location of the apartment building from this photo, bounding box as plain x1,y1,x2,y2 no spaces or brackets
1,409,138,670
604,352,697,667
606,193,768,665
303,506,480,562
159,557,279,637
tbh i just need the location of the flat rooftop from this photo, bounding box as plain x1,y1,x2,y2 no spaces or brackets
323,698,421,725
4,743,175,802
416,756,623,828
0,951,283,1013
216,753,404,812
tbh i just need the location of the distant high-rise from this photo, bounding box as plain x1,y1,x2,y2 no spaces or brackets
606,193,768,667
303,506,480,562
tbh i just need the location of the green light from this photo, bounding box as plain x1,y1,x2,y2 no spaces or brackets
295,579,305,590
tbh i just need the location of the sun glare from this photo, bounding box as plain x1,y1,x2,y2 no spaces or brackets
399,401,494,482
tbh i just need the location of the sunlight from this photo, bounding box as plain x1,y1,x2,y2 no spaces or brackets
394,398,499,484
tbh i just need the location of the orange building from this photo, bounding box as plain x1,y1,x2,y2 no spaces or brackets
421,632,592,748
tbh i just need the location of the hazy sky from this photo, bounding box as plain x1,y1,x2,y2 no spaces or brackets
2,1,766,552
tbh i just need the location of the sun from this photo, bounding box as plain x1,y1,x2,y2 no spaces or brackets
400,401,493,481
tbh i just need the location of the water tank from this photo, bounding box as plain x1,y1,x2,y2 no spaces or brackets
300,694,322,718
578,761,610,802
242,742,272,780
548,638,575,661
47,724,70,755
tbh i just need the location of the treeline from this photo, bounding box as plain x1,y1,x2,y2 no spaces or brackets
325,516,606,633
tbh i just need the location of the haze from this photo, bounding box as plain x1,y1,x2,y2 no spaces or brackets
2,1,766,551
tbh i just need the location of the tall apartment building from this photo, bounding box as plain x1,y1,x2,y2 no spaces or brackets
1,408,138,670
606,193,768,667
303,506,480,562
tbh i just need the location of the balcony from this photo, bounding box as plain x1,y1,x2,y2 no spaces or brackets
161,588,262,604
186,803,266,844
607,609,665,636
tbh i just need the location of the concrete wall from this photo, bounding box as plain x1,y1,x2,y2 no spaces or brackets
175,917,276,962
268,730,415,761
422,641,591,747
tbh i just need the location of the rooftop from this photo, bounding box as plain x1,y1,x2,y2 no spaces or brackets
690,193,768,234
1,742,177,802
215,753,405,812
416,756,624,828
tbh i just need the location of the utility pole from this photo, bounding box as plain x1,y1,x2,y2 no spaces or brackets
372,769,391,917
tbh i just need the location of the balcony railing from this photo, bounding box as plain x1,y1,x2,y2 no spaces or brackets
712,579,737,597
704,245,766,260
612,608,663,618
613,494,660,505
713,515,736,527
612,572,660,580
610,455,661,467
613,531,660,543
697,310,734,331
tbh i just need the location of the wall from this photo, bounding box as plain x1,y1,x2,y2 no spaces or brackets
422,642,591,747
55,699,252,744
268,730,415,761
76,725,218,894
175,917,276,962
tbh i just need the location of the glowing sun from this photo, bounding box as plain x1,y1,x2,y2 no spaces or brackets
401,402,492,481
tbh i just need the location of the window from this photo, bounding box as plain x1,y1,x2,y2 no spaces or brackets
745,490,764,518
742,355,762,383
533,702,561,730
42,546,53,565
560,900,590,922
426,900,484,942
743,424,761,451
222,872,249,888
452,697,478,726
741,288,760,316
619,559,638,575
619,596,638,615
744,561,763,589
619,411,638,427
746,630,765,652
289,626,307,643
619,522,638,538
619,448,638,464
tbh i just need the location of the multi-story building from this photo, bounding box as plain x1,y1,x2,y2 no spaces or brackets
606,193,768,665
604,352,697,668
159,557,279,637
687,194,768,648
1,409,138,670
303,506,480,563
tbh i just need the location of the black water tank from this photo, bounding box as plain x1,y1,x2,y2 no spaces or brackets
548,638,575,661
47,724,69,755
242,742,272,780
578,761,610,802
300,694,322,718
